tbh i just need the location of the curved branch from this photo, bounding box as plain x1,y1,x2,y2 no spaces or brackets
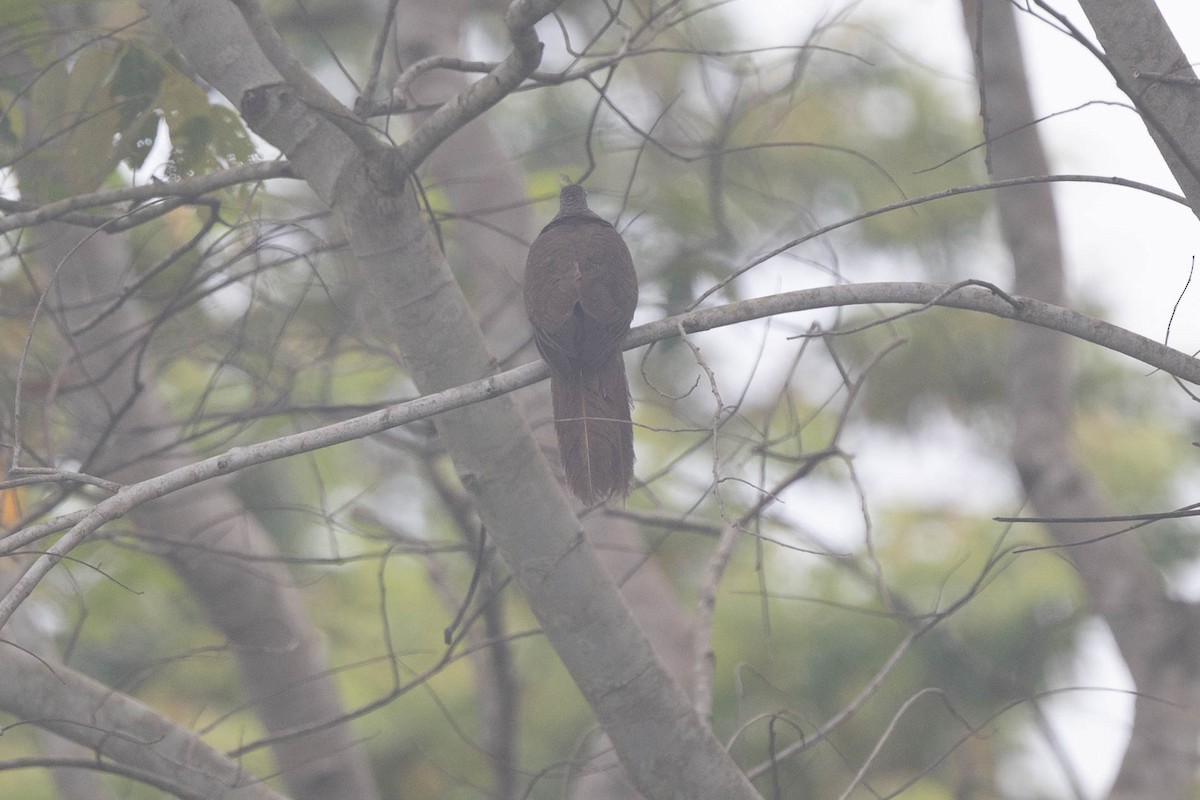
389,0,558,171
0,651,289,800
0,757,221,800
4,279,1195,622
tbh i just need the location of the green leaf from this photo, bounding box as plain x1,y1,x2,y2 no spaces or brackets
112,45,164,104
157,71,254,179
111,44,164,132
0,0,48,38
0,90,22,147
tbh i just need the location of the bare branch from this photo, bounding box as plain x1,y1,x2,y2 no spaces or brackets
0,652,290,800
390,0,562,171
693,173,1186,306
360,0,401,107
0,161,296,233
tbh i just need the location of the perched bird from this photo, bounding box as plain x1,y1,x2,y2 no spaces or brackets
524,184,638,503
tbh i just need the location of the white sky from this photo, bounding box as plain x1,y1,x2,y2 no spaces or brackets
733,0,1200,347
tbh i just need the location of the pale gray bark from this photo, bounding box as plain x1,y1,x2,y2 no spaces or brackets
0,562,287,800
1075,0,1200,214
0,565,115,800
962,1,1200,797
0,645,292,800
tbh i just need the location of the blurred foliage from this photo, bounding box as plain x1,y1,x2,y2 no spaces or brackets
0,0,1191,799
0,7,254,200
833,307,1011,426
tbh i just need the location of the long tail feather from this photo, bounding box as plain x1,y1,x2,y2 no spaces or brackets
551,354,634,503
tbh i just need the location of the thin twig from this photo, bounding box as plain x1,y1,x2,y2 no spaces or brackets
0,161,294,233
390,0,562,171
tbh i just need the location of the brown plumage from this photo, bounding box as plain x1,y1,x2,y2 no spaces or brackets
524,184,638,503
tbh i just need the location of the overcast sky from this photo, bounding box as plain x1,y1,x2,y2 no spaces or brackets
736,0,1200,348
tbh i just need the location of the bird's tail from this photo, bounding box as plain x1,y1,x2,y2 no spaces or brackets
551,353,634,504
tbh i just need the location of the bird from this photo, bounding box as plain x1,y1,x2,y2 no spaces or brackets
524,184,638,504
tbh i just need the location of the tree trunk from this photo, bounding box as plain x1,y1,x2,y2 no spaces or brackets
1077,0,1200,214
